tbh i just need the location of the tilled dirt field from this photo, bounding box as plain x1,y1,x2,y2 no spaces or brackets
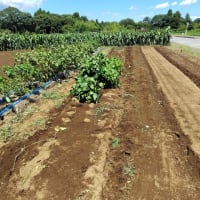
155,46,200,87
0,46,200,200
0,50,23,66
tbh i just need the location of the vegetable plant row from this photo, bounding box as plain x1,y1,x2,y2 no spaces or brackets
0,30,171,51
0,43,97,99
71,53,123,103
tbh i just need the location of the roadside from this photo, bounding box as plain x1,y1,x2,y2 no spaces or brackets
171,36,200,50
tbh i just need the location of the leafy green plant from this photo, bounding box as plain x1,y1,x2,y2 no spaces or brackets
4,63,41,82
0,43,97,98
112,137,120,148
71,53,123,103
100,58,122,88
71,75,104,103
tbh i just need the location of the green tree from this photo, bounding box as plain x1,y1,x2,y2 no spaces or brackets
193,18,200,29
73,12,80,19
167,9,173,17
33,12,62,33
0,7,34,32
142,16,151,30
171,11,182,29
119,18,135,29
151,14,166,28
101,22,124,32
61,15,75,32
34,8,50,16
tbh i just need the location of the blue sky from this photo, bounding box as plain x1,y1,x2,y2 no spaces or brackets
0,0,199,21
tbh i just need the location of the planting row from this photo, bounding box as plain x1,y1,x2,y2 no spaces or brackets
0,43,97,100
0,30,171,51
71,53,123,103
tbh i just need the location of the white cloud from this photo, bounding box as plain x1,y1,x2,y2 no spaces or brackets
172,1,178,6
191,15,200,20
154,2,169,9
129,5,136,11
180,0,197,5
0,0,45,10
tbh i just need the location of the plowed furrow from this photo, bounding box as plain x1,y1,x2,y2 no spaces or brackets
142,46,200,156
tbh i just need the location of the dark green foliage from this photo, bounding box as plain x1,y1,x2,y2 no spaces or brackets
71,76,104,103
0,7,34,33
71,53,123,103
0,43,96,97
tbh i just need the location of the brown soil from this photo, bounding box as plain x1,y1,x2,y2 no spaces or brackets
142,46,200,156
155,46,200,87
0,50,22,66
0,46,200,200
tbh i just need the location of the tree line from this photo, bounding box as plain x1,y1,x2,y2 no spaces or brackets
0,7,199,33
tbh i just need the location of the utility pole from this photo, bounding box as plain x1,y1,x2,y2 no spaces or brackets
185,22,189,36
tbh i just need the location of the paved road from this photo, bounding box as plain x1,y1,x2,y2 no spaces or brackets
171,36,200,50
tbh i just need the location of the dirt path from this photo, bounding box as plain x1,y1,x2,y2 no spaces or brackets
142,46,200,156
0,47,200,200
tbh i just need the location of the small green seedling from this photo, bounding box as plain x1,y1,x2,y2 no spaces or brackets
112,137,120,148
122,161,136,177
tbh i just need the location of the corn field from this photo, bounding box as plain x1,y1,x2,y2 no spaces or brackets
0,30,171,51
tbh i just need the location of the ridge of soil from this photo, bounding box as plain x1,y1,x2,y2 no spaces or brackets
0,46,200,199
155,46,200,87
142,46,200,157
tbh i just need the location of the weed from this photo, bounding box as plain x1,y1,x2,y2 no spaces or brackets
62,92,70,100
77,189,90,200
33,119,46,127
15,112,23,122
122,160,136,177
0,125,13,142
95,103,116,117
20,169,32,186
43,91,69,108
10,113,23,123
171,43,200,58
42,91,60,100
54,100,62,108
112,137,120,148
25,105,37,114
121,92,135,99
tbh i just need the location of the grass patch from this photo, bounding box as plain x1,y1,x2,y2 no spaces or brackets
0,125,13,142
42,90,69,109
122,160,136,177
42,91,60,100
95,103,117,117
33,119,46,127
54,100,63,108
170,43,200,58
